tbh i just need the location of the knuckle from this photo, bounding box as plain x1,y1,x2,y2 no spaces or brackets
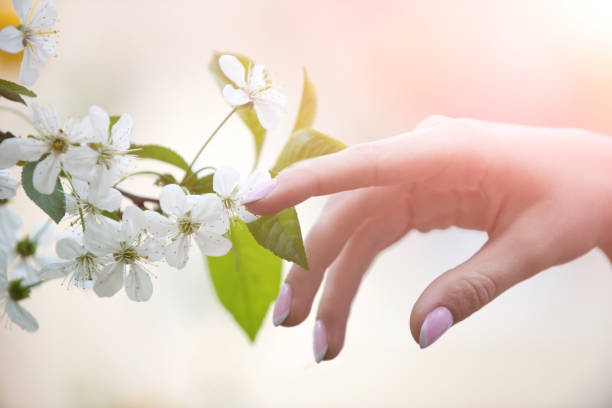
291,160,323,196
451,271,498,318
347,142,378,161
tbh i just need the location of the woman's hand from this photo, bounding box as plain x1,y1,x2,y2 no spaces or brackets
244,116,612,362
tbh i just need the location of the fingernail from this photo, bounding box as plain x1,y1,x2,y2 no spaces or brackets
273,284,292,326
419,306,453,349
241,178,278,205
313,320,328,363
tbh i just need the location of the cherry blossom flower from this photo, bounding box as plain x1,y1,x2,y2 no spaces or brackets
148,184,231,269
40,235,104,289
0,169,18,199
219,55,287,130
0,0,58,85
84,206,163,302
0,104,87,194
0,220,55,285
0,251,38,332
65,105,133,190
65,179,122,225
212,165,272,224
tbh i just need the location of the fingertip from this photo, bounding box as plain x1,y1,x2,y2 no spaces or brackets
279,293,313,327
418,306,454,349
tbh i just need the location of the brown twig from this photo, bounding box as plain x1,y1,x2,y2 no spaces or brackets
116,188,160,210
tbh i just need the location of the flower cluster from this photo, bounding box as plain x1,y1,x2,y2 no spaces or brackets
0,0,297,337
0,78,280,332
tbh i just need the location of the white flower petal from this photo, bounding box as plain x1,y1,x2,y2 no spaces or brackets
213,165,241,198
62,146,97,181
11,259,39,284
188,194,229,234
199,216,229,236
253,89,287,131
6,301,38,332
90,187,122,212
0,138,29,168
159,184,187,217
0,206,23,248
30,35,55,66
0,170,18,199
194,231,232,257
19,45,39,86
236,206,257,223
39,260,73,280
93,262,124,298
0,138,21,168
187,193,225,222
138,238,164,263
258,88,288,108
84,218,121,255
0,250,8,285
16,137,49,162
64,193,78,215
31,103,60,135
56,237,84,260
124,263,152,302
121,206,147,243
92,160,125,192
87,105,110,143
30,220,53,246
30,0,57,30
165,235,191,269
33,154,61,194
64,117,91,144
0,26,24,53
12,0,32,24
222,84,250,106
237,169,272,198
144,210,175,237
219,55,246,87
248,64,268,91
69,178,89,197
34,253,58,268
110,114,133,152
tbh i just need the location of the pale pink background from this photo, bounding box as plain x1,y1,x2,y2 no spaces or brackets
1,0,612,406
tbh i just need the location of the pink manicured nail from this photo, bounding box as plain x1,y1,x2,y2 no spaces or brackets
313,320,328,363
241,179,278,205
273,284,292,326
419,306,454,349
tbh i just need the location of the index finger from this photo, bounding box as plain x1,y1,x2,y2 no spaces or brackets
244,124,480,215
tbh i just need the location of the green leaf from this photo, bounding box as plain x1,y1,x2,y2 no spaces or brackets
293,69,317,132
0,79,36,106
272,128,346,173
248,206,308,269
209,52,266,167
207,221,282,342
186,173,213,195
21,162,66,223
154,173,179,187
130,144,191,172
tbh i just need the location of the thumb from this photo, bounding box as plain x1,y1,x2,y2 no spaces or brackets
410,207,593,348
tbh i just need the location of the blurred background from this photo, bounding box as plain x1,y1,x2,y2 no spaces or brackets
1,0,612,406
